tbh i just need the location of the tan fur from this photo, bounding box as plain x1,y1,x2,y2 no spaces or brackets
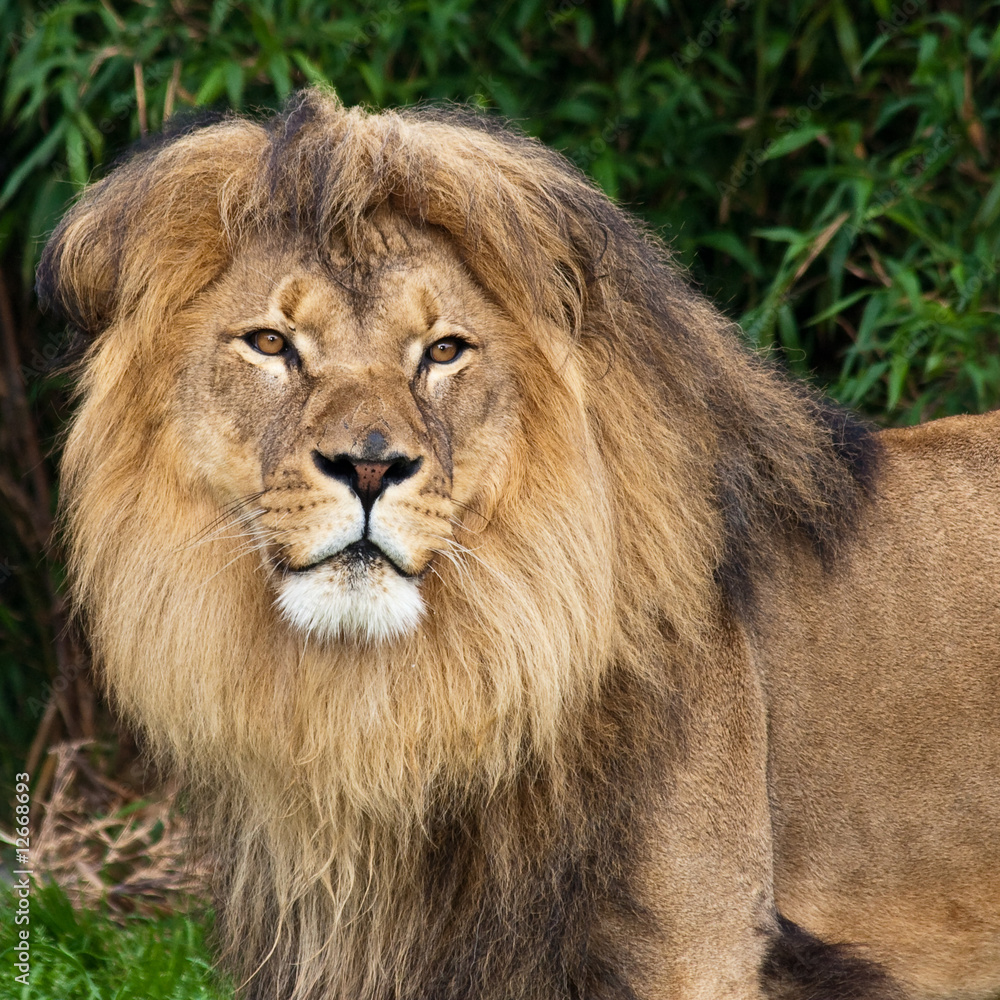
39,90,999,1000
759,411,1000,999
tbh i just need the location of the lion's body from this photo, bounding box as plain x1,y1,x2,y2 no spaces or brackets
38,91,999,1000
761,411,1000,998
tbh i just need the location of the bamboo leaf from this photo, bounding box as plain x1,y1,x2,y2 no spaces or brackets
0,120,68,209
763,125,826,161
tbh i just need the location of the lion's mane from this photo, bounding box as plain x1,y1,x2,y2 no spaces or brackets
39,90,879,999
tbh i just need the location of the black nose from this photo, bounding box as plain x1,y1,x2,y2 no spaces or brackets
313,451,422,512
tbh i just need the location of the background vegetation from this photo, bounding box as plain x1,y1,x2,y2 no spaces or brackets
0,879,231,998
0,1,997,989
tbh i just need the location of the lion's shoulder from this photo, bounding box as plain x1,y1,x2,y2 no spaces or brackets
878,408,1000,462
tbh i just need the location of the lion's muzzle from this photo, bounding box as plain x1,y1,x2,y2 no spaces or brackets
265,442,436,643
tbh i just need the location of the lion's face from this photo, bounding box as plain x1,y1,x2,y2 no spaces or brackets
48,97,714,786
176,220,523,643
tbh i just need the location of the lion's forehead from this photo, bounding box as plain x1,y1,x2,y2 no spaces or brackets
199,237,496,375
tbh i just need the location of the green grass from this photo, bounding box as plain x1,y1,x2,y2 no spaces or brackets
0,879,232,1000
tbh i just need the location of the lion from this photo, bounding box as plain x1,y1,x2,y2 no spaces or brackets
37,90,1000,1000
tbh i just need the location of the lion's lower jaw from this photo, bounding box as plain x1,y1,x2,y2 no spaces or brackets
275,565,425,643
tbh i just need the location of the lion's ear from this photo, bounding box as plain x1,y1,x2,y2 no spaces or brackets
36,177,124,336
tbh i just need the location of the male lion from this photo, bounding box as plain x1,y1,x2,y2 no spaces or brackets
38,91,1000,1000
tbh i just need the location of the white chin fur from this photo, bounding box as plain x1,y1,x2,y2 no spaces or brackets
275,561,424,643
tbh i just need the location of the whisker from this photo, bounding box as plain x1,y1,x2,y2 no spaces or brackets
192,547,267,592
176,493,267,553
448,515,489,538
430,536,500,590
449,498,491,529
174,510,269,554
431,534,515,591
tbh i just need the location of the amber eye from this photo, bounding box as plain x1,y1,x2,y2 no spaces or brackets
250,330,287,355
425,338,464,364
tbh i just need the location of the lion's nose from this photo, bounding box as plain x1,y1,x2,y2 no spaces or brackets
313,451,422,513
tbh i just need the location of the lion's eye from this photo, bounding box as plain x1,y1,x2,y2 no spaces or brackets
425,338,465,364
249,330,288,356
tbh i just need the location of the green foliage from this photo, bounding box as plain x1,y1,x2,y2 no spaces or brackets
0,879,231,999
2,0,997,420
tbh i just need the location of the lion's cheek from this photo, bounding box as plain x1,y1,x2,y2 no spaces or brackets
448,415,522,518
153,408,263,508
171,387,267,505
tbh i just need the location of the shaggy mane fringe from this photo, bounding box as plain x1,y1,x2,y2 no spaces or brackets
39,89,881,999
